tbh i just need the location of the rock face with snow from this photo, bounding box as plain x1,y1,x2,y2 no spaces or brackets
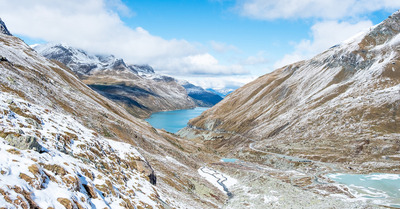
179,81,223,107
34,43,197,118
0,18,11,36
0,20,227,208
181,11,400,172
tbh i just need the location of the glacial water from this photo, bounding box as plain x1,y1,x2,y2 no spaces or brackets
145,107,209,133
221,158,238,163
327,173,400,207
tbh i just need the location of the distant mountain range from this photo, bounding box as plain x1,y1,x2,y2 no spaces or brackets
206,88,234,98
34,43,223,118
179,81,226,106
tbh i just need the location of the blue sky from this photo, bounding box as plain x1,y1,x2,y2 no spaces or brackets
1,0,399,90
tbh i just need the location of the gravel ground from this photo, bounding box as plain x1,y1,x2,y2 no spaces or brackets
220,167,383,209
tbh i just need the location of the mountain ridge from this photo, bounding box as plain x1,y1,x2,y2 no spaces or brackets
34,43,222,118
180,10,400,173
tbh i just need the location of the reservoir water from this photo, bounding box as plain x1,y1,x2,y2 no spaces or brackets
327,173,400,207
145,107,209,133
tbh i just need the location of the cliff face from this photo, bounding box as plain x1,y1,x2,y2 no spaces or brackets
181,11,400,172
0,23,225,208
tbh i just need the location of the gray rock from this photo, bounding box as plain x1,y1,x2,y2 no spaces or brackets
136,160,157,185
25,118,43,130
5,99,13,104
0,18,12,36
5,134,43,152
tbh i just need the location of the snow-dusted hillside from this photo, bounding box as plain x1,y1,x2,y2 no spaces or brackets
182,10,400,172
0,23,228,208
0,92,161,208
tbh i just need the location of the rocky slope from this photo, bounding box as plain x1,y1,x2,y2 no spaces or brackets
0,22,228,208
34,44,222,118
180,11,400,173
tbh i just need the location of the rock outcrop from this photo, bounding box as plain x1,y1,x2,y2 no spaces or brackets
5,134,43,152
0,18,11,35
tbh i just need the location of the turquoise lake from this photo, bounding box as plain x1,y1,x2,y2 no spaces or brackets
145,107,209,133
327,173,400,207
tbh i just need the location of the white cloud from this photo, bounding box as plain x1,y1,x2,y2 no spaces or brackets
105,0,135,17
273,20,373,68
236,0,400,20
176,75,257,90
0,0,244,79
242,51,269,65
210,41,238,53
155,53,248,75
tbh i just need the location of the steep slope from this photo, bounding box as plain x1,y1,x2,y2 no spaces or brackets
0,24,227,208
181,11,400,172
179,81,223,107
34,43,196,118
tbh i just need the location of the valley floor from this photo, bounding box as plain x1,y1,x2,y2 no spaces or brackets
203,158,385,209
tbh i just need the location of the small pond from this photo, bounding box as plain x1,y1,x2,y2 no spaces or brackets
221,158,238,163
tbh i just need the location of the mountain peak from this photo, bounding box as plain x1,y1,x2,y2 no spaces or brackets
0,18,12,36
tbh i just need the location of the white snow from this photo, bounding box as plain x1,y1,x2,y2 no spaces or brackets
198,166,237,194
0,91,161,208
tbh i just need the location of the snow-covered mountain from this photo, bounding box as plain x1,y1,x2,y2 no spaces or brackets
0,21,227,208
179,81,223,106
34,43,196,118
181,11,400,173
34,43,222,117
34,43,123,76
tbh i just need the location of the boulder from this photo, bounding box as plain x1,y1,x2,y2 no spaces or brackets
5,134,43,152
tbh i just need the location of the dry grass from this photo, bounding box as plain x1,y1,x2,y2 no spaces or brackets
57,198,73,209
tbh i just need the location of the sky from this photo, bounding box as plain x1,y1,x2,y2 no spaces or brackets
0,0,399,90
